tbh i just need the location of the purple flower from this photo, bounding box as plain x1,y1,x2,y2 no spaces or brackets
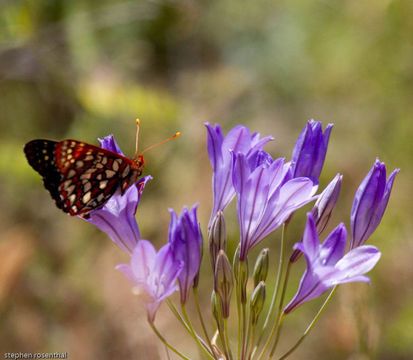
205,123,273,227
116,240,183,322
350,159,399,250
284,213,381,313
168,204,203,304
84,135,152,254
232,152,317,260
291,120,333,184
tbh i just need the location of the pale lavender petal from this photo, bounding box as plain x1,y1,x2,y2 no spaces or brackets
206,123,273,227
115,264,137,285
335,245,381,277
85,176,152,254
301,212,319,264
319,223,347,266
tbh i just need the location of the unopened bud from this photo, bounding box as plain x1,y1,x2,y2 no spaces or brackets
193,223,204,288
253,248,269,287
312,173,342,234
250,281,266,326
214,250,233,318
209,211,227,271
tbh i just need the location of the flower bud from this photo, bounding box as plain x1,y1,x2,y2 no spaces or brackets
214,250,233,318
350,159,399,249
253,248,269,287
250,281,266,326
193,223,204,288
209,211,227,271
312,173,342,235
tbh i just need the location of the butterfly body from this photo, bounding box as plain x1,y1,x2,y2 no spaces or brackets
24,139,144,217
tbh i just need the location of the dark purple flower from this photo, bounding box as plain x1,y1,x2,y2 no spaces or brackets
284,213,381,313
116,240,183,322
205,123,273,227
291,120,333,184
350,159,399,250
168,204,203,304
232,152,317,260
84,135,152,254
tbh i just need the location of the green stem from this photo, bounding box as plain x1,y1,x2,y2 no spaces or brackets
182,304,216,360
167,299,191,333
254,224,287,358
224,318,234,360
149,322,192,360
277,286,339,360
263,224,287,329
241,300,248,360
247,322,256,360
193,288,214,353
269,312,286,358
237,280,242,359
257,261,292,360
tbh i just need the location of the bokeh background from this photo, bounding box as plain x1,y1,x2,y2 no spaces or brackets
1,0,412,359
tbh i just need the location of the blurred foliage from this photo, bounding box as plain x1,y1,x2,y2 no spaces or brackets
1,0,412,359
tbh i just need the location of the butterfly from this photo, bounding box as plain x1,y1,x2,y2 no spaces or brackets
24,120,180,218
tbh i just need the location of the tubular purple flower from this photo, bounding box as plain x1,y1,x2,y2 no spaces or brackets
291,120,333,184
168,204,203,304
205,123,273,228
232,152,317,260
116,240,183,322
83,135,152,254
284,213,381,313
350,159,399,249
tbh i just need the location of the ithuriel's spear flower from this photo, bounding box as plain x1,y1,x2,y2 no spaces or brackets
205,123,273,227
84,135,152,254
116,240,183,322
284,213,381,313
233,151,317,260
291,119,333,185
350,159,399,249
168,204,203,304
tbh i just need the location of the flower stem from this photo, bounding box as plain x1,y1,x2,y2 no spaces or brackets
257,260,292,360
149,321,192,360
277,286,339,360
253,224,287,358
182,304,216,360
167,299,191,333
193,287,214,352
224,318,234,360
263,224,287,329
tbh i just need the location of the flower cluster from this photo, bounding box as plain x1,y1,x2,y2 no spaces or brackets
80,120,398,359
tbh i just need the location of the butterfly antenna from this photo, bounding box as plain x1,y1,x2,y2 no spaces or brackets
134,118,140,158
140,132,181,156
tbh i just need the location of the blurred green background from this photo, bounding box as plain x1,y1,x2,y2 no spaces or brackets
1,0,412,359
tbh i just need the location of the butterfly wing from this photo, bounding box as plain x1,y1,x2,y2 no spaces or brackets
24,140,65,210
24,139,141,217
